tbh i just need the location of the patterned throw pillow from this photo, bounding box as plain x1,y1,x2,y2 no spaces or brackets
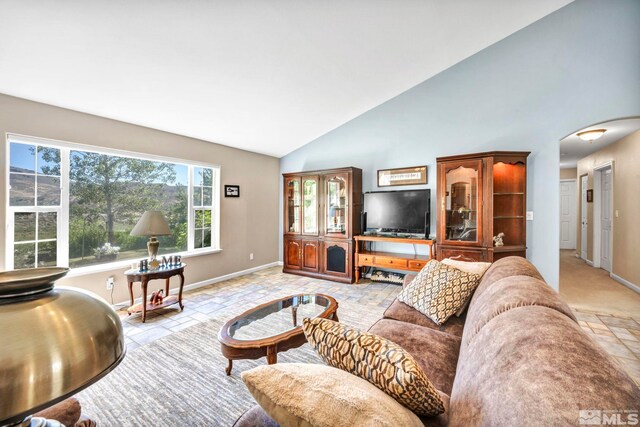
398,259,480,325
302,317,445,417
441,258,491,317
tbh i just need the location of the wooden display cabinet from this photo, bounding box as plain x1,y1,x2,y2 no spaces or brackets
283,167,362,283
436,151,529,262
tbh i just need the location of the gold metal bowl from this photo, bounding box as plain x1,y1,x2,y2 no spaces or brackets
0,267,69,298
0,267,125,425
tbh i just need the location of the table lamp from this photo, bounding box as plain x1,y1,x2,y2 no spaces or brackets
0,267,125,426
130,210,171,269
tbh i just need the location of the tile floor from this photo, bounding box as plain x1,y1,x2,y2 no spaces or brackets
575,310,640,386
117,266,399,352
118,266,640,386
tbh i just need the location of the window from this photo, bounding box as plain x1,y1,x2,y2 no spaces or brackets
9,143,62,268
192,167,214,249
6,135,220,271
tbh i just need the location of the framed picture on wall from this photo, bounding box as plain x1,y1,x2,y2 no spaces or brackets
377,166,427,187
225,185,240,198
586,189,593,203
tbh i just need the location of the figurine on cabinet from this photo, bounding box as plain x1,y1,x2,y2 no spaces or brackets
493,232,505,247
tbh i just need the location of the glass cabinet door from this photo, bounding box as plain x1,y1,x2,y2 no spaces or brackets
325,174,348,235
442,161,482,243
302,177,318,234
285,178,301,234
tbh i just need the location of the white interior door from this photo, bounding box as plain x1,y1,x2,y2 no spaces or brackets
600,168,612,271
581,175,588,259
559,180,576,249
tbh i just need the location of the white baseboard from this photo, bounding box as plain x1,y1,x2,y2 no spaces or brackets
114,261,282,307
585,259,594,267
611,273,640,295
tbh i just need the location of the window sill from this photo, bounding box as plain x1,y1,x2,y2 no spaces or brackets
65,248,222,278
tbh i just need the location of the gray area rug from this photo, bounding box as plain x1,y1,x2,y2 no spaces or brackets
78,301,385,426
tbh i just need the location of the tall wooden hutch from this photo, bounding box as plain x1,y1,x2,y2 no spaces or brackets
283,167,362,283
436,151,529,262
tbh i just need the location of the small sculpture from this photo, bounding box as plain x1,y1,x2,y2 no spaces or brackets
150,289,164,305
493,232,505,247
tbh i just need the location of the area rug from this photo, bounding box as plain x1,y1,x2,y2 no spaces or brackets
77,300,386,426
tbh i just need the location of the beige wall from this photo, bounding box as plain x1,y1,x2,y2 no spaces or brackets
560,168,577,180
0,94,280,303
576,129,640,286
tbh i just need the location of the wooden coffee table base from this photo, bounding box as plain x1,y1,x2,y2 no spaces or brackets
223,343,281,376
219,296,339,376
220,331,309,376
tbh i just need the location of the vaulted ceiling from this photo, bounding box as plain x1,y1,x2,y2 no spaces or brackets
0,0,572,157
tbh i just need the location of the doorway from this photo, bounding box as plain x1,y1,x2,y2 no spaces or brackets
559,179,576,249
593,163,613,272
580,175,588,260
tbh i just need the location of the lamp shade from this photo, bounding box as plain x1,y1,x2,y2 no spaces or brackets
0,267,125,425
130,210,171,237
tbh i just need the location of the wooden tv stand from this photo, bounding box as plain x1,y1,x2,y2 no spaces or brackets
354,235,435,283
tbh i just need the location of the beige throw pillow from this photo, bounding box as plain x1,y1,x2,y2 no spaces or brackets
441,258,491,276
302,317,444,416
441,258,491,316
241,363,424,427
398,259,480,325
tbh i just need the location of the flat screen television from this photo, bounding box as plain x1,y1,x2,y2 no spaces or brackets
363,189,430,236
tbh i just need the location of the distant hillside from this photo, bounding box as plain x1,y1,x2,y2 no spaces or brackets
10,170,185,210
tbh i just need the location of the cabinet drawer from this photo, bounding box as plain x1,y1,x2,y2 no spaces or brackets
408,260,428,270
375,257,408,268
438,247,486,262
358,254,374,264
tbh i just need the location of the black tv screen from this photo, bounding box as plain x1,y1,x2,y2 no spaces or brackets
363,190,430,235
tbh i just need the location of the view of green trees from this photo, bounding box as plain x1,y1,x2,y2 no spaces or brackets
11,143,192,269
61,150,188,267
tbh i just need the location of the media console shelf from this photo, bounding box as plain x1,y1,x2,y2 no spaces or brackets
354,235,435,283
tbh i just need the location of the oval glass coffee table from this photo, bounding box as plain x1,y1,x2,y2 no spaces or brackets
218,294,338,375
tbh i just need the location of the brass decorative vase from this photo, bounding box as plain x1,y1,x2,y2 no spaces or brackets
0,267,125,425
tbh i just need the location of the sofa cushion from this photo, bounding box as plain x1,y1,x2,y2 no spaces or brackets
368,318,461,395
462,275,577,347
33,398,81,427
383,299,466,337
398,260,480,325
233,405,280,427
449,306,640,426
241,363,425,427
474,256,543,299
303,317,444,416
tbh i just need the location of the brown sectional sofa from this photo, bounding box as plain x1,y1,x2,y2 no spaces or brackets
236,257,640,426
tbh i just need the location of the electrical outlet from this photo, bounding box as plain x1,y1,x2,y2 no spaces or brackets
249,253,254,261
106,276,115,290
526,211,534,221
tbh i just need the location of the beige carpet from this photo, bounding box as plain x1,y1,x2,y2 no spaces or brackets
77,300,385,427
559,250,640,318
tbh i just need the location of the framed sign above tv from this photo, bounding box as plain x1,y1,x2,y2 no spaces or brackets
377,166,427,187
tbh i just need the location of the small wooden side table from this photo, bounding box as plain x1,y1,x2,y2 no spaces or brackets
125,263,186,322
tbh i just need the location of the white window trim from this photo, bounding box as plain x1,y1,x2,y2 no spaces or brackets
6,133,222,274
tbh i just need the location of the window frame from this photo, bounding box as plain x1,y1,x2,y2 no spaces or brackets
5,133,221,274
